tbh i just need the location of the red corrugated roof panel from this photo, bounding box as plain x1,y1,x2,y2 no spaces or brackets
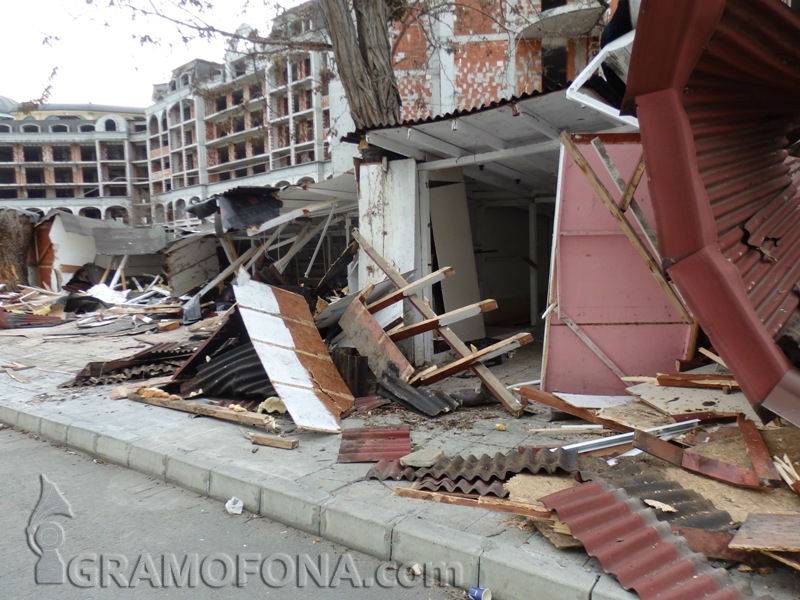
336,427,411,463
540,481,769,599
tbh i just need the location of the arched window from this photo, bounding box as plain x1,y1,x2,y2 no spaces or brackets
21,124,40,132
51,124,68,132
79,124,95,132
0,125,10,132
104,119,117,132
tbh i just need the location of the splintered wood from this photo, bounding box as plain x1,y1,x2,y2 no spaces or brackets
350,228,526,416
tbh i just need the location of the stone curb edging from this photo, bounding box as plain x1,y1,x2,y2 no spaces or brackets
0,405,633,600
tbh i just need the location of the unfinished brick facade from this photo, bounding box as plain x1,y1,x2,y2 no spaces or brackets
392,0,600,120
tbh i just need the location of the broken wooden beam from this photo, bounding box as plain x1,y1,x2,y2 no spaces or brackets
633,430,761,488
128,393,274,429
394,486,551,519
515,386,632,433
737,414,782,486
366,266,454,313
388,299,497,341
352,228,524,416
410,332,532,386
655,373,740,390
246,431,299,450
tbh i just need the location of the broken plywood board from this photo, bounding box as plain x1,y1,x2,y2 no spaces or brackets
505,473,579,510
729,513,800,551
233,273,353,433
533,519,583,550
338,297,414,381
552,393,632,409
626,381,762,425
596,401,674,429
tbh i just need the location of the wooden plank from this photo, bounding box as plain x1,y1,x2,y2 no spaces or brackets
699,347,727,368
655,373,740,390
516,386,633,433
246,431,299,450
339,297,414,381
411,332,532,385
366,266,454,313
737,414,782,486
129,393,273,428
763,550,800,571
558,309,626,379
352,228,524,416
393,486,552,519
560,132,692,323
634,430,761,488
729,513,800,552
388,299,497,341
620,153,647,212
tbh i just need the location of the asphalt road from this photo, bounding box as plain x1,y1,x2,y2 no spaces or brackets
0,425,461,599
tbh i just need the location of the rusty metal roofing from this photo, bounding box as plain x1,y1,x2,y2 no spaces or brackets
345,88,563,137
67,342,195,387
0,309,64,329
591,464,734,532
540,481,768,599
416,476,508,498
415,448,578,481
365,459,417,481
625,0,800,425
336,427,411,463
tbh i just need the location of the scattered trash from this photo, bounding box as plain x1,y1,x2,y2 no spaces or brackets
224,497,243,515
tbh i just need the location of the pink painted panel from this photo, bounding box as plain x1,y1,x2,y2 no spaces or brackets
545,324,692,395
557,235,680,324
542,138,694,395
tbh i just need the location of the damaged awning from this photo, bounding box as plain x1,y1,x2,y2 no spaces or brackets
625,0,800,425
350,89,630,193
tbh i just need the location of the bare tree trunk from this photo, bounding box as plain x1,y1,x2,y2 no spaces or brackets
0,210,34,291
319,0,401,130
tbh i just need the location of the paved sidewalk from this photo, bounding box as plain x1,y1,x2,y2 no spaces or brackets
0,427,458,599
0,331,797,600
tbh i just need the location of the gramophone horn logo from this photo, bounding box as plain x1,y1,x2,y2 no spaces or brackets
26,474,73,584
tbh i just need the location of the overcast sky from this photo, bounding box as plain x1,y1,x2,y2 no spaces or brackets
4,0,303,108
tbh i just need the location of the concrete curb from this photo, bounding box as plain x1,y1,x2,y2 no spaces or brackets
1,406,636,600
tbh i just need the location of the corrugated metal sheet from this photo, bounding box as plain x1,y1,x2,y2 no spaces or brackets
625,0,800,424
416,476,508,498
365,459,418,481
233,275,354,433
336,427,411,463
187,342,275,399
0,309,63,329
540,481,769,599
593,464,734,531
415,448,578,481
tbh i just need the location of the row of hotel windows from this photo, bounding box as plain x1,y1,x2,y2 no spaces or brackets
0,119,124,133
0,145,126,161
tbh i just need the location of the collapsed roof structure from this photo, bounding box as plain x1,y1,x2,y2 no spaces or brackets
625,0,800,426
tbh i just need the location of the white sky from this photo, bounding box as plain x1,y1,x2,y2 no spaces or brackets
3,0,304,108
